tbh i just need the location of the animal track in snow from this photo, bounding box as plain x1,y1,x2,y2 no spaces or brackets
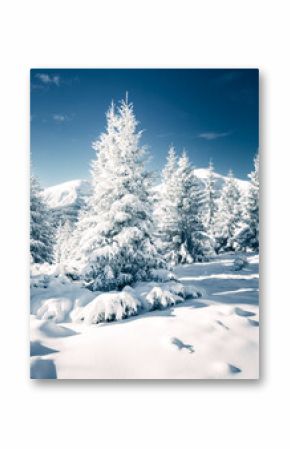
216,320,230,330
170,337,195,353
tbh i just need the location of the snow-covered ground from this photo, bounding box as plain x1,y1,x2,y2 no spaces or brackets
30,253,259,379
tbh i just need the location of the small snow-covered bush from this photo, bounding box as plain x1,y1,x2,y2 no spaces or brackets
232,254,248,271
144,287,182,310
31,263,203,325
30,263,71,288
140,281,201,311
182,284,202,299
162,281,201,300
72,287,141,324
167,281,187,297
71,280,203,325
31,263,95,323
35,297,73,323
149,269,177,283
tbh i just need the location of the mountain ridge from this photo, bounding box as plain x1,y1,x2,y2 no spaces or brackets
42,169,250,224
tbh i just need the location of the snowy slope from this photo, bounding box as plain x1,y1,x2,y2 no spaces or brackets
42,179,91,209
194,168,250,193
42,179,91,224
152,168,250,196
30,253,259,379
42,170,249,212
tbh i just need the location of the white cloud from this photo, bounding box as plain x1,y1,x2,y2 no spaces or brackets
52,114,72,123
198,131,231,141
35,73,60,86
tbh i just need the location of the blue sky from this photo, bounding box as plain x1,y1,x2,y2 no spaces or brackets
30,69,259,187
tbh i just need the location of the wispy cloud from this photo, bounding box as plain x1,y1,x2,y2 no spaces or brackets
198,131,231,141
52,113,73,123
35,73,60,86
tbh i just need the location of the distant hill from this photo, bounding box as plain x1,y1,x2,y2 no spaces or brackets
194,168,250,193
42,170,249,224
152,168,250,196
42,179,91,225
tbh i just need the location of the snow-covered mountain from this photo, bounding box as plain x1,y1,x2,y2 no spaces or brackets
194,168,250,193
152,168,250,196
42,170,249,222
42,179,91,225
43,179,91,208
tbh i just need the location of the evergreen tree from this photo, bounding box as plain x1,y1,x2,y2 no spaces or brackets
236,154,259,250
154,145,179,263
70,97,163,290
214,170,242,252
156,149,212,264
204,160,218,242
54,220,73,264
30,175,55,264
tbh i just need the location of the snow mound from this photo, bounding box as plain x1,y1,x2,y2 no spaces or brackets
39,320,78,338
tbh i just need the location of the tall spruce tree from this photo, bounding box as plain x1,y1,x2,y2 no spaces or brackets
30,175,55,264
54,220,73,264
70,98,163,290
236,154,259,250
154,145,179,263
204,160,218,243
214,170,242,252
156,149,212,265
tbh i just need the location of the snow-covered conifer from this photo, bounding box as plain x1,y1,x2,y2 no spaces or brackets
203,160,218,243
236,154,259,250
30,175,55,264
214,170,242,252
70,97,163,290
156,149,212,264
54,220,73,265
154,145,179,263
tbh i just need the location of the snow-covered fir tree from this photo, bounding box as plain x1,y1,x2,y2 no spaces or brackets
30,175,55,264
54,220,73,265
214,170,242,252
203,160,218,244
154,145,179,263
70,97,163,290
156,149,212,265
236,153,259,250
